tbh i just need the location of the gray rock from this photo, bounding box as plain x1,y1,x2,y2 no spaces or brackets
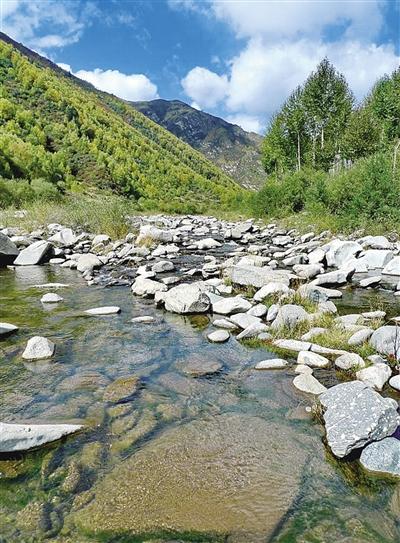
271,304,309,330
292,264,323,279
356,363,391,391
324,240,362,268
319,380,400,458
358,250,393,270
236,322,268,340
195,238,221,250
92,234,110,246
298,284,342,302
297,350,330,368
229,265,292,289
76,253,102,273
212,318,238,330
382,256,400,275
49,228,77,247
40,293,63,303
230,312,261,330
255,359,288,370
14,240,52,266
359,276,382,288
266,303,279,322
152,260,175,273
212,296,252,315
360,437,400,476
164,283,210,314
84,306,121,315
207,330,230,343
358,235,392,250
136,224,172,244
0,421,82,453
389,375,400,391
247,303,268,318
370,326,400,360
335,352,365,370
0,233,19,266
312,266,355,287
22,336,55,360
0,322,18,337
253,282,291,302
293,374,327,395
348,328,373,346
131,276,167,297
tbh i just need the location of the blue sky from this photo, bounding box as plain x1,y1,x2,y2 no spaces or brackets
1,0,399,133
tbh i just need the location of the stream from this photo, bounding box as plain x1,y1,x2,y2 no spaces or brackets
0,264,400,542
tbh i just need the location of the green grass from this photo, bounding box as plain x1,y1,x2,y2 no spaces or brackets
0,194,139,240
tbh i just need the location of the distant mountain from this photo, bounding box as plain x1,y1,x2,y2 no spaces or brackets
132,99,265,189
0,33,241,213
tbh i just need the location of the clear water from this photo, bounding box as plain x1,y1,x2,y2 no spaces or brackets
0,265,399,542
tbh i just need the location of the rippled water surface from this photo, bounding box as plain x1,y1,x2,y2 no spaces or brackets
0,265,399,542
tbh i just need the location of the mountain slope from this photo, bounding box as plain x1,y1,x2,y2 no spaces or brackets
132,99,265,189
0,33,241,213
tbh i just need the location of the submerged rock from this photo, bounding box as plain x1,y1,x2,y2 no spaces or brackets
0,421,82,452
72,414,310,540
40,293,63,303
103,375,140,403
319,381,400,458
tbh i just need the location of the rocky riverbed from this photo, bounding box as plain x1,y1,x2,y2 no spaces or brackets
1,215,400,541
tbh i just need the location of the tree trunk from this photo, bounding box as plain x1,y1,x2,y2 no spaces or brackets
321,127,324,149
297,133,301,171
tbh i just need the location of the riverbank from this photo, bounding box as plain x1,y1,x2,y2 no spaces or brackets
1,214,400,541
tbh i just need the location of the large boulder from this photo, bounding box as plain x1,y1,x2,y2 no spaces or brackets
382,256,400,276
357,250,393,270
229,265,292,289
360,437,400,476
14,240,52,266
164,283,210,314
0,232,19,266
0,421,82,452
48,228,77,247
312,266,355,287
370,326,400,360
324,240,362,268
298,283,342,302
76,253,102,273
253,282,291,302
271,304,309,330
319,381,400,458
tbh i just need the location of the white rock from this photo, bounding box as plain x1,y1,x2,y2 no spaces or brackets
207,330,230,343
41,293,63,303
131,316,155,323
247,303,268,317
164,283,210,314
255,359,288,370
293,374,327,395
253,282,291,302
335,352,365,370
212,296,252,315
294,364,313,374
271,304,309,330
49,228,77,247
389,374,400,391
14,240,52,266
22,336,55,360
358,250,393,270
272,339,312,352
84,306,121,315
236,322,268,339
131,276,167,297
212,318,238,330
359,276,382,288
152,260,175,273
76,253,102,273
229,312,261,330
0,421,82,452
297,350,330,368
356,363,392,391
0,322,18,337
383,256,400,275
324,240,362,268
348,328,373,346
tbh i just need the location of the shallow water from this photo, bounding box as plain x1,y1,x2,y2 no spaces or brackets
0,265,399,542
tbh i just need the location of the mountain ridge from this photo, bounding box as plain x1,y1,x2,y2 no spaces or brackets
132,99,265,189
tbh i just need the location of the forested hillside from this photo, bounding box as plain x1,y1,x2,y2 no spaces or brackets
0,33,241,214
254,59,400,231
132,99,265,189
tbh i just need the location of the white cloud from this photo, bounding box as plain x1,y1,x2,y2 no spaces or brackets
58,66,159,101
226,114,264,134
211,0,383,41
181,66,228,108
0,0,97,51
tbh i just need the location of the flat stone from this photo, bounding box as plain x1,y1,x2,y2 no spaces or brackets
212,296,252,315
359,276,382,288
273,339,312,352
293,374,327,395
14,240,52,266
207,330,230,343
348,328,373,346
0,322,18,338
0,421,82,453
255,359,288,370
229,265,292,289
40,293,63,303
297,351,330,368
319,380,400,458
22,336,55,360
229,312,261,330
131,316,155,323
236,322,268,339
85,306,121,315
360,437,400,476
179,358,223,377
